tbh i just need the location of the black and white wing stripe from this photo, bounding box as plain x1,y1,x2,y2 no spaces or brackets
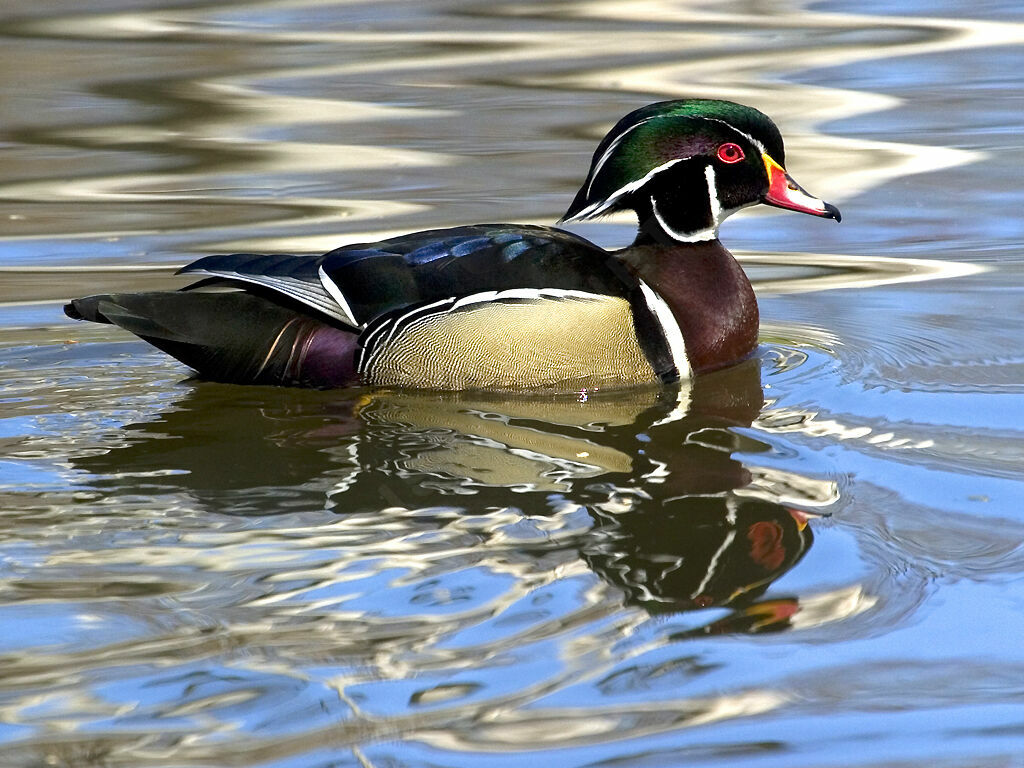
355,296,462,375
179,253,359,328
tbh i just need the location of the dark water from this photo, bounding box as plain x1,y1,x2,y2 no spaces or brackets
2,1,1024,766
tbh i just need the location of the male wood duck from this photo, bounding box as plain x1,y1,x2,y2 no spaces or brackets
66,99,840,390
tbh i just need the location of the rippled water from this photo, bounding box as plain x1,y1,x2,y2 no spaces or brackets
3,1,1024,766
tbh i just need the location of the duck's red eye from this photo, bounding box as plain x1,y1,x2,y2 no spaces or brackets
717,143,744,163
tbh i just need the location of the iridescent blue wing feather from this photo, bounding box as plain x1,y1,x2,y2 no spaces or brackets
319,224,639,325
180,224,640,329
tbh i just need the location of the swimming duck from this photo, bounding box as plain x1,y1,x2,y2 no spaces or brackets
65,99,840,390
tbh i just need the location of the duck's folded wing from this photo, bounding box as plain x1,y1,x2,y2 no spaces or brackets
320,224,639,325
178,224,639,330
177,252,359,327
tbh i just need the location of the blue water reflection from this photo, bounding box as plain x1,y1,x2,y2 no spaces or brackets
2,0,1024,766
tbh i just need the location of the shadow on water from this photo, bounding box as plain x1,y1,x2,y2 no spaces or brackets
73,359,816,626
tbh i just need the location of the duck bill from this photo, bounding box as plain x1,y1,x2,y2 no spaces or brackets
762,154,841,222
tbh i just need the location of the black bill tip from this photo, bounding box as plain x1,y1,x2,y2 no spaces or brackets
823,202,842,223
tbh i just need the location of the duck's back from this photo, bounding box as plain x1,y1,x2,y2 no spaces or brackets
183,224,638,325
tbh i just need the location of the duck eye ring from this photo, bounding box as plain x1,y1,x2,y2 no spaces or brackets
717,143,744,163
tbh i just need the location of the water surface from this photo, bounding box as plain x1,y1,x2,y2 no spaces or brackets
2,1,1024,766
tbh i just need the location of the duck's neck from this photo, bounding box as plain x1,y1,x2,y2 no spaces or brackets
620,234,759,373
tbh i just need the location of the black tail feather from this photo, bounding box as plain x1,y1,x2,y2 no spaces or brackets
64,296,110,323
65,290,358,386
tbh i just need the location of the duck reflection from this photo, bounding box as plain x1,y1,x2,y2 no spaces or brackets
585,497,813,622
74,358,823,624
351,357,770,504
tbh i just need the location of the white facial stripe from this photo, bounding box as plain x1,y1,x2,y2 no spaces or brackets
586,116,660,198
592,113,767,195
696,116,767,155
318,265,360,328
569,110,771,226
566,157,686,222
638,280,691,380
651,195,718,243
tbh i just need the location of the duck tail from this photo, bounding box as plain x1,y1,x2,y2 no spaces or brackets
64,291,359,387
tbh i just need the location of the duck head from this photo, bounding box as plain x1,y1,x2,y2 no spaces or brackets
561,99,841,243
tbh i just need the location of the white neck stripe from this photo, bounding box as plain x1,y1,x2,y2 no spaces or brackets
650,195,718,243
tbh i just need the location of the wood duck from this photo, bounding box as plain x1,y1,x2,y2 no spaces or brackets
66,99,840,390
